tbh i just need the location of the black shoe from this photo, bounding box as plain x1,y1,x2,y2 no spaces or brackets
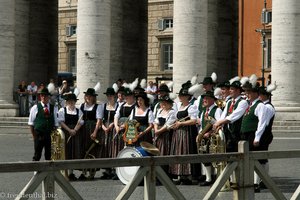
100,173,110,180
68,173,77,181
230,182,239,190
111,175,119,180
172,179,181,185
180,179,192,185
78,174,87,181
259,181,267,189
198,175,206,182
200,181,212,186
254,184,261,193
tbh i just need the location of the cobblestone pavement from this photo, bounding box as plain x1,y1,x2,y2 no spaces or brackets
0,131,299,199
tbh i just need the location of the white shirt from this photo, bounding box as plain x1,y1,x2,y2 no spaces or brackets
81,103,104,120
263,100,276,126
249,98,269,142
129,106,155,124
221,95,249,123
154,108,177,127
176,104,198,120
57,106,84,125
28,102,59,127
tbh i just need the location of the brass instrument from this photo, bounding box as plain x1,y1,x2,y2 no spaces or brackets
50,128,65,160
196,116,215,154
197,116,230,191
82,138,100,176
216,99,226,109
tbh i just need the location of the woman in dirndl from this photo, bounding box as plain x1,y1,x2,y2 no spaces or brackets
58,93,84,181
129,91,154,146
79,88,103,180
153,95,176,155
169,83,198,185
100,87,117,179
111,88,136,179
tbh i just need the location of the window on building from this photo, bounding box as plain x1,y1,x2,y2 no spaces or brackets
69,47,77,74
66,25,77,37
160,41,173,71
158,19,173,31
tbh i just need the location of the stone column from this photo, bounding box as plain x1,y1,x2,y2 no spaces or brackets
14,0,29,86
173,0,208,93
0,0,18,116
272,0,300,120
77,0,111,101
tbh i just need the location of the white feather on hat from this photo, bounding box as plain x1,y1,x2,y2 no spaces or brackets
94,82,101,93
267,82,277,93
47,83,56,95
211,72,217,83
147,94,155,104
169,93,177,100
229,76,240,84
122,82,130,89
188,84,202,95
167,81,174,90
214,87,222,97
249,74,258,88
140,79,147,89
73,87,80,97
129,78,139,92
191,75,198,85
240,76,249,87
112,83,119,93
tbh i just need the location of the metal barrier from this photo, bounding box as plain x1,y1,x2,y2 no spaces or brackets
0,141,299,200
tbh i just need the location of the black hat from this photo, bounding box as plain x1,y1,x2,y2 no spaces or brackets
201,77,214,85
123,88,134,96
84,88,98,96
159,95,173,103
157,84,171,93
63,93,78,101
201,91,217,99
217,81,230,88
242,81,260,92
178,88,191,96
258,87,271,96
117,86,125,94
178,81,192,96
230,80,242,89
134,86,145,94
38,88,51,96
135,91,148,99
104,87,116,95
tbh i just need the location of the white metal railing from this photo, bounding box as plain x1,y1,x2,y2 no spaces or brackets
0,141,299,200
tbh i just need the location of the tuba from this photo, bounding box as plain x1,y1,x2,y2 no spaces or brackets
196,116,215,154
50,128,65,160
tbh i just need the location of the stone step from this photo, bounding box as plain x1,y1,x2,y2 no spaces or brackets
273,120,300,126
0,117,28,122
272,125,300,131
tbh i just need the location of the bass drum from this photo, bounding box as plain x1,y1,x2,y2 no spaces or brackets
116,147,149,185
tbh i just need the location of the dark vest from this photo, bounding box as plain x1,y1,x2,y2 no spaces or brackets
201,105,217,128
133,108,150,126
260,102,275,144
103,103,116,123
80,103,98,121
34,103,55,133
64,107,79,126
119,103,135,118
241,100,261,133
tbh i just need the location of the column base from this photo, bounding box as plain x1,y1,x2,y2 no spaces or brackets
274,107,300,121
0,103,19,117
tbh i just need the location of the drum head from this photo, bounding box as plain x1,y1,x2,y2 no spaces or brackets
116,147,142,185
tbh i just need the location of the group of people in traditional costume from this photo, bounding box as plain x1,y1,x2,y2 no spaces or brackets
28,74,276,192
